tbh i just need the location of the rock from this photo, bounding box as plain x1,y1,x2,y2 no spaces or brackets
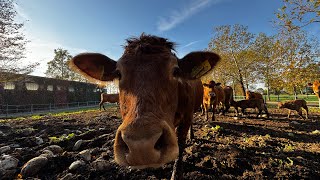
288,132,294,137
69,160,85,171
20,156,48,177
0,146,11,154
78,149,91,161
73,140,83,151
35,137,44,145
39,150,54,158
0,155,19,170
0,131,5,136
0,169,16,179
60,173,74,180
91,158,111,171
43,145,63,155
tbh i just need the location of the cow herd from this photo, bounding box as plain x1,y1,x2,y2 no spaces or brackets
69,34,318,180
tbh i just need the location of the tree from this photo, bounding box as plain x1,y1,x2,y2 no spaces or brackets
46,48,85,81
276,0,320,31
208,24,255,96
277,29,320,98
251,33,284,100
0,0,38,82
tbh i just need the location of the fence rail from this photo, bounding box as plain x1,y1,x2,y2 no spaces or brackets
0,101,101,117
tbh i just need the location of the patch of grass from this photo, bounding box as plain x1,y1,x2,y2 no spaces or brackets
49,133,75,143
30,115,43,120
283,144,295,152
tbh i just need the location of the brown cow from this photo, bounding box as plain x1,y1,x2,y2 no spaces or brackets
245,90,264,101
308,80,320,108
231,99,269,118
99,93,119,110
223,86,234,113
201,81,225,121
68,34,220,180
278,99,308,119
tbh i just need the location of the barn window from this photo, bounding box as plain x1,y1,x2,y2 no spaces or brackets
25,83,39,91
4,82,15,90
47,85,53,91
68,86,75,92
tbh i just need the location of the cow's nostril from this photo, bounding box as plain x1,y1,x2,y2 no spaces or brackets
154,133,166,151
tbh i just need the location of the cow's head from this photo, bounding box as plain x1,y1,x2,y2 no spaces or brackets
203,80,220,101
69,34,220,168
308,81,320,98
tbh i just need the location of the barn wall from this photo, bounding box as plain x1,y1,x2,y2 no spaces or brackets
0,75,100,105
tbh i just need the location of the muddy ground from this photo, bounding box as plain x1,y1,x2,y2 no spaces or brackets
0,107,319,179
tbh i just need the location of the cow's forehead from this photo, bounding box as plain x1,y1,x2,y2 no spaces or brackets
117,52,177,68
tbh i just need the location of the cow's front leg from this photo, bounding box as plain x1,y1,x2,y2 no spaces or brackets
171,118,191,180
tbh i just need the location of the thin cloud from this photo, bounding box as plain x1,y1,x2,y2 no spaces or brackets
181,40,201,49
157,0,223,32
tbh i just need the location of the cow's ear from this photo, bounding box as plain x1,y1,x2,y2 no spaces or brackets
68,53,117,83
178,51,220,79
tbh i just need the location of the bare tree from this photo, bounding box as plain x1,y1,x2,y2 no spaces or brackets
0,0,38,82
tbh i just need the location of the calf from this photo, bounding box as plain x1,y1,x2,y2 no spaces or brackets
308,80,320,108
99,93,119,110
69,34,220,180
231,99,269,118
201,81,225,121
278,99,308,119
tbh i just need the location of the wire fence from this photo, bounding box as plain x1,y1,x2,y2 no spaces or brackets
234,94,319,107
0,95,319,117
0,101,101,117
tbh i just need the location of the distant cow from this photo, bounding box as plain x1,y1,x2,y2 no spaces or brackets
69,34,220,179
202,81,225,121
246,90,264,101
99,93,119,110
308,80,320,108
278,99,308,119
231,99,269,118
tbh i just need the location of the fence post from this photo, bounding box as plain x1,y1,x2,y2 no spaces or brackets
87,101,89,106
49,103,52,111
277,94,280,102
31,104,33,113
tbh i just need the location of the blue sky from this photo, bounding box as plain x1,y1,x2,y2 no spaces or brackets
15,0,288,76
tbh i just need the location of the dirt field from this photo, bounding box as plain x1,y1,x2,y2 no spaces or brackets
0,107,319,179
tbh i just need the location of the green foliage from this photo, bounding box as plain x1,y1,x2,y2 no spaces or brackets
45,48,85,81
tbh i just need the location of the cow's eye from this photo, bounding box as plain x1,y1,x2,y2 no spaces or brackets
114,70,122,79
173,67,182,77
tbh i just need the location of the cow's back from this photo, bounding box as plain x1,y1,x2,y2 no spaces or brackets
214,85,225,104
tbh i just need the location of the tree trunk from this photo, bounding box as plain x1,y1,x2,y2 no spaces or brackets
266,81,271,101
293,86,297,100
238,72,246,97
